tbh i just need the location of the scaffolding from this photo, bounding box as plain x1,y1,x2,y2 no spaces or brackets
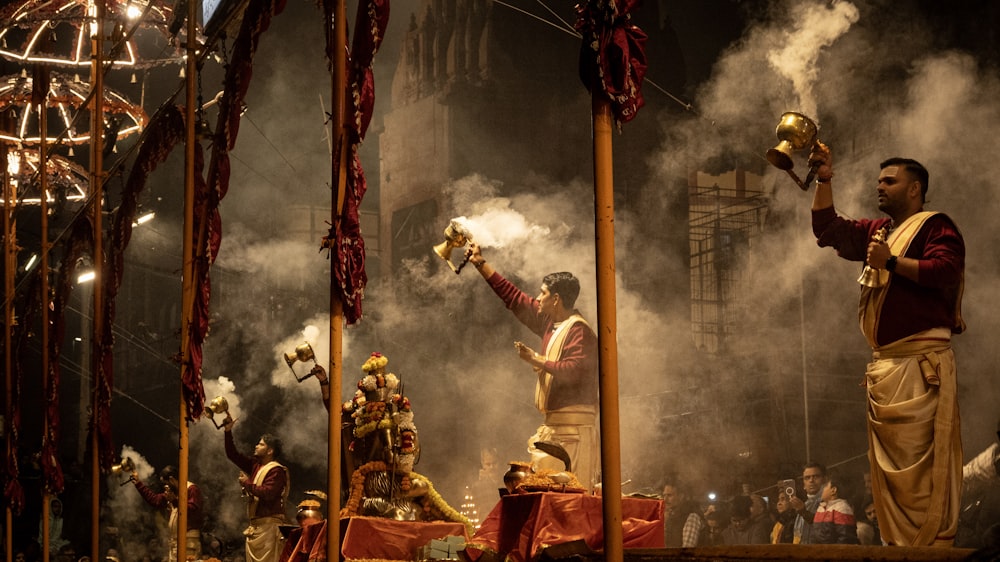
688,171,769,353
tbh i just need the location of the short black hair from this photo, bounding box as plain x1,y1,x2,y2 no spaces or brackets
542,272,580,309
159,465,178,482
880,157,929,200
730,495,752,519
803,461,827,476
826,474,849,499
261,433,283,458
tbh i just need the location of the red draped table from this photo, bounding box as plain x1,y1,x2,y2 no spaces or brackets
280,516,472,562
464,492,664,562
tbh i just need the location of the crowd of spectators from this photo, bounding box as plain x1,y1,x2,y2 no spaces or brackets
661,441,1000,553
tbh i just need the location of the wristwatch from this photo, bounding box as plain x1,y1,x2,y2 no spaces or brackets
885,255,898,272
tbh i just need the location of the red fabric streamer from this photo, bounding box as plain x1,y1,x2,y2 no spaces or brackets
41,263,65,494
184,0,286,419
349,0,390,141
188,141,211,419
42,218,93,487
3,279,34,514
323,0,389,324
91,104,186,469
575,0,648,126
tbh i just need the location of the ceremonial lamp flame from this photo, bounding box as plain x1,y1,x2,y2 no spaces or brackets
432,220,473,274
766,112,822,191
284,342,318,382
204,395,231,430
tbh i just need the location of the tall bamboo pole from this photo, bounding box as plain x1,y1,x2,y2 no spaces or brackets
327,0,348,558
89,2,106,559
3,127,14,562
592,96,623,562
175,0,200,553
40,86,52,562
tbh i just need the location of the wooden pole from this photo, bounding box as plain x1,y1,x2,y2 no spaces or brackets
176,0,200,554
89,2,106,559
327,0,348,558
39,83,52,562
592,95,623,562
3,125,14,562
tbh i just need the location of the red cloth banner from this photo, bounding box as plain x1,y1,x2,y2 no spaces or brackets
92,105,186,469
43,219,93,485
187,0,287,420
322,0,389,324
575,0,648,126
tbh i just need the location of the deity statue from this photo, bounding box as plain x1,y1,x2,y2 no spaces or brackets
340,352,467,528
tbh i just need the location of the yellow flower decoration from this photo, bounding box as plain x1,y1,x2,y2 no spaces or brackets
362,352,389,373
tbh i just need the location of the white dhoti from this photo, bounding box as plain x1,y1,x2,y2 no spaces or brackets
244,516,285,562
166,508,202,562
866,327,962,546
528,407,599,491
165,531,202,562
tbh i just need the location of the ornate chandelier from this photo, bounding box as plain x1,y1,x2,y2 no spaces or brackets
0,71,148,145
0,0,188,69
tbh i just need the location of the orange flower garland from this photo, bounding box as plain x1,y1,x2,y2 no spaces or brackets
339,462,473,536
340,461,389,517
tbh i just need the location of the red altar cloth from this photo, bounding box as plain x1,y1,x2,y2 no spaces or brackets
465,492,664,562
279,517,471,562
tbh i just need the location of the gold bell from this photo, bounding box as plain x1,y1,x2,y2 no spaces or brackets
857,227,890,287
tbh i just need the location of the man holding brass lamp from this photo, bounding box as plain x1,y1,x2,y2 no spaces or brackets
466,243,600,491
807,141,965,547
223,418,290,562
131,465,204,562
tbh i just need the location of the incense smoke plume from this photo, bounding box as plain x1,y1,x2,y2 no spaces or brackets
92,1,1000,546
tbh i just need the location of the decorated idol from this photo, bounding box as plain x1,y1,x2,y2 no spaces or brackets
340,352,469,529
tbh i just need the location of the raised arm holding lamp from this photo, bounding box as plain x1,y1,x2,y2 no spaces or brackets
465,242,600,492
805,140,965,547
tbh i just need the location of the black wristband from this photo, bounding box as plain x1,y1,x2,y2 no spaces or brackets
885,255,898,272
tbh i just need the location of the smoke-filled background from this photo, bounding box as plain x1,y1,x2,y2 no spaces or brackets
11,0,1000,552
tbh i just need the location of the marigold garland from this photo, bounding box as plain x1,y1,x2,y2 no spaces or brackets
352,417,394,439
409,470,474,536
339,462,473,537
340,461,389,517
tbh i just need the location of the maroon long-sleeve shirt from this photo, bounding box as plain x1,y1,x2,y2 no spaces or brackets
487,271,598,410
812,206,965,346
224,431,288,519
134,479,204,531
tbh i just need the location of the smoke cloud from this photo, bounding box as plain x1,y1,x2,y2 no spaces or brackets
95,0,1000,548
